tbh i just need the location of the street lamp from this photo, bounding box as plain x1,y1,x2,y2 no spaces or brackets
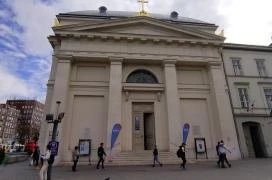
46,101,64,180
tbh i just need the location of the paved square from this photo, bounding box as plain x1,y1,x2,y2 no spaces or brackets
1,159,272,180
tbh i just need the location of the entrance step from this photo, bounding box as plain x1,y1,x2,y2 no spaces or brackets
106,151,191,166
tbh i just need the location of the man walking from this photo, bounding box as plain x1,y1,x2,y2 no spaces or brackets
216,141,221,167
218,140,231,168
33,146,40,166
72,146,80,172
177,143,186,170
0,146,3,165
96,143,106,169
152,145,162,167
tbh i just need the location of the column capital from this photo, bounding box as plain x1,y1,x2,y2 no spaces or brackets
208,61,222,69
163,59,177,67
55,54,73,63
109,56,123,65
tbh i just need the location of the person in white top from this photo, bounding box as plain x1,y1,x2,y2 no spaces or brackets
218,140,231,168
39,145,51,180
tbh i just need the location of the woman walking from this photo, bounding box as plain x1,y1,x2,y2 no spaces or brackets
39,145,51,180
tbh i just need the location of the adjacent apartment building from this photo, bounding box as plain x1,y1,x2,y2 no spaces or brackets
0,104,20,144
222,43,272,158
6,100,44,144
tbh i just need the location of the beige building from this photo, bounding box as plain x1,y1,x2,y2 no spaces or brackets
222,43,272,158
39,8,241,165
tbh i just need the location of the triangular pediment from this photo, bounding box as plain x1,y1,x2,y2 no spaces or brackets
89,23,198,39
54,16,224,41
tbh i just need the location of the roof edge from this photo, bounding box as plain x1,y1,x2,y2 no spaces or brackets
223,43,272,52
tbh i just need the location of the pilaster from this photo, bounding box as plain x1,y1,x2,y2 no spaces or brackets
45,55,72,163
164,60,182,151
107,57,123,154
208,62,241,159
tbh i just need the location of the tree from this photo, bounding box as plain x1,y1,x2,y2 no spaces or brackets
16,121,31,144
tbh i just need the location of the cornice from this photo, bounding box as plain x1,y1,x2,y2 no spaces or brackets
227,75,272,79
48,36,61,49
52,32,223,47
123,83,164,92
223,43,272,52
54,51,219,65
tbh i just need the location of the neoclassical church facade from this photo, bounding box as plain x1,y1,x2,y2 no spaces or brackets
39,7,242,164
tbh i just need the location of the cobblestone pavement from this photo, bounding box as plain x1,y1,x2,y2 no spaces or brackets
1,159,272,180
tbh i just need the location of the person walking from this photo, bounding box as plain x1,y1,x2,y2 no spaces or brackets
39,145,51,180
72,146,80,172
0,146,6,166
177,143,186,170
216,141,221,167
218,140,231,168
96,143,106,169
0,146,3,165
33,146,40,166
152,145,162,167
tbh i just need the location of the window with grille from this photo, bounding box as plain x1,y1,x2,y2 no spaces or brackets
256,59,267,77
232,58,243,75
238,88,249,108
264,88,272,108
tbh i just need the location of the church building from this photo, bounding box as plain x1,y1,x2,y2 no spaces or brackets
39,6,241,165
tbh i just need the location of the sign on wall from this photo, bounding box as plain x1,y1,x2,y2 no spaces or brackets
194,138,208,159
79,139,91,156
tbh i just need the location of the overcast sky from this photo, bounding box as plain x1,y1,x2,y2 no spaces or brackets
0,0,272,103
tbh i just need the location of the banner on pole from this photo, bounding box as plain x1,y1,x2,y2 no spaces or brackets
182,123,190,144
111,123,122,150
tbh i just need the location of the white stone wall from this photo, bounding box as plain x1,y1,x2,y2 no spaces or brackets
40,14,242,164
223,47,272,158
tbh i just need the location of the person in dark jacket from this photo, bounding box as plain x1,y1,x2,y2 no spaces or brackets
216,141,221,167
177,143,186,170
0,146,4,165
152,145,162,167
96,143,106,169
33,146,40,166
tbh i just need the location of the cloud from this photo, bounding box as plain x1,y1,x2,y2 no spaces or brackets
0,64,38,103
0,0,271,104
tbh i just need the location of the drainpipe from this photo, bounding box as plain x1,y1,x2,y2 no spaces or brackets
220,47,244,159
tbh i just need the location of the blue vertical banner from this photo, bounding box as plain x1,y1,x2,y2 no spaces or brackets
111,123,122,150
182,123,190,144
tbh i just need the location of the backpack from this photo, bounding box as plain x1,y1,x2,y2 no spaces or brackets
176,149,182,158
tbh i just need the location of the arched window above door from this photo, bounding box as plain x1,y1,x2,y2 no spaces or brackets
126,69,158,83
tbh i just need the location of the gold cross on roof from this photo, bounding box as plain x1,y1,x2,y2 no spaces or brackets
137,0,149,16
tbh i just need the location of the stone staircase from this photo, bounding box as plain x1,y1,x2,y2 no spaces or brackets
106,151,186,166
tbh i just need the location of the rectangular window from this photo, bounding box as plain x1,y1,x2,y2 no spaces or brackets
264,88,272,108
238,88,249,108
256,59,267,77
232,58,243,75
